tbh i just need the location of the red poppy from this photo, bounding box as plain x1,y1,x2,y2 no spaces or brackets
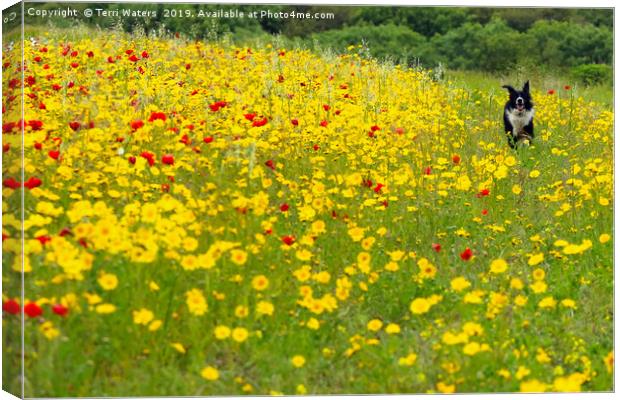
140,151,155,166
282,235,295,246
36,235,51,245
141,51,149,58
373,183,384,193
370,125,380,132
291,119,299,126
59,227,72,236
70,51,78,57
87,51,94,58
107,56,115,64
252,117,268,127
185,63,191,70
48,150,60,160
265,159,275,170
482,209,488,215
69,121,80,131
179,134,191,145
128,156,136,164
323,104,331,111
24,177,42,189
39,102,46,110
2,122,16,133
432,243,441,252
130,120,144,130
2,299,20,315
24,302,43,318
364,179,373,188
320,120,328,127
476,189,490,198
3,144,9,152
424,166,432,175
29,120,43,130
70,62,79,68
564,85,571,90
209,101,227,112
452,154,461,164
203,136,214,144
128,54,139,62
52,304,69,317
148,112,166,122
460,248,473,261
313,144,319,151
3,178,20,189
52,83,62,91
244,113,256,121
280,203,289,212
161,184,170,192
34,56,42,62
547,89,556,95
161,154,174,165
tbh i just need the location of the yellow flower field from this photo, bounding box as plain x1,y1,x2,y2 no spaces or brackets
1,30,613,396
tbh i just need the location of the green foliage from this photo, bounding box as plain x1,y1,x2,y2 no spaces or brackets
311,24,428,64
527,20,612,67
429,19,527,71
570,64,613,86
352,7,472,36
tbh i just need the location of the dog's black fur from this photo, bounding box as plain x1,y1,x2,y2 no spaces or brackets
502,81,534,149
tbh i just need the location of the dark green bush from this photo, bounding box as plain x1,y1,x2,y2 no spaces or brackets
570,64,612,85
311,24,430,63
430,19,528,72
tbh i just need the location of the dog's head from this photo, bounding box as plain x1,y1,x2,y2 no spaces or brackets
502,81,533,112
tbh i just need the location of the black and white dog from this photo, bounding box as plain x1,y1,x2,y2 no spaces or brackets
502,81,534,148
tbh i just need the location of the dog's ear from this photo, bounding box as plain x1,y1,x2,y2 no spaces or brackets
502,85,516,96
522,80,530,93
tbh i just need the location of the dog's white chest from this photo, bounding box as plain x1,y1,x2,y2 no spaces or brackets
506,109,534,134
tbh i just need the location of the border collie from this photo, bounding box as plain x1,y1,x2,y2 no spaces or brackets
502,81,534,148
